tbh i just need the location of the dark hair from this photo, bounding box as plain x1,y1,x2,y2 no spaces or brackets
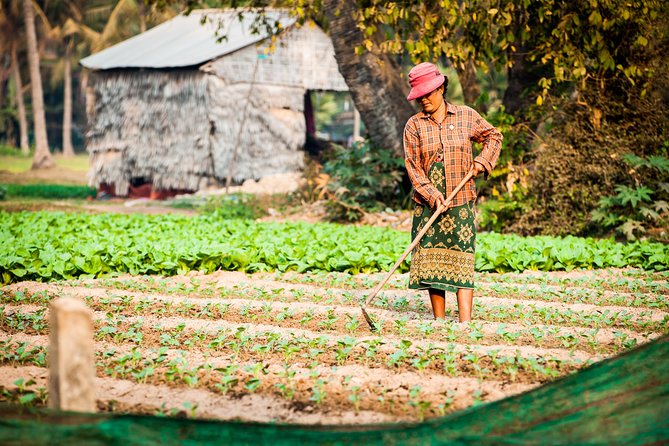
441,77,449,95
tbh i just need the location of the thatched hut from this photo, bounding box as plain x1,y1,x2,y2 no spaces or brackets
80,9,347,197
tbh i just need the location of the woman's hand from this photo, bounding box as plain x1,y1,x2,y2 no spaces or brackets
435,163,482,210
434,194,447,210
472,161,486,177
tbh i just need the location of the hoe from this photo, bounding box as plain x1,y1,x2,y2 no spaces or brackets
361,169,474,331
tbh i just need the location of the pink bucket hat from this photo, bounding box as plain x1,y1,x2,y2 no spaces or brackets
406,62,446,101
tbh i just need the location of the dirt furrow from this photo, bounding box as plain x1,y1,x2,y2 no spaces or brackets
0,364,394,424
88,313,601,363
5,280,667,330
68,268,669,297
2,296,657,357
0,304,597,365
0,341,537,424
476,282,668,309
2,314,585,389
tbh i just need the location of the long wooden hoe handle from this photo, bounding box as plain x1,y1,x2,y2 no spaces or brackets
363,169,474,308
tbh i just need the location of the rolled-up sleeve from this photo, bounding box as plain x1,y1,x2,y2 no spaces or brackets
404,120,440,207
471,113,503,176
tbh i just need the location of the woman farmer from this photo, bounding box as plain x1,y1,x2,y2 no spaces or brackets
403,62,502,323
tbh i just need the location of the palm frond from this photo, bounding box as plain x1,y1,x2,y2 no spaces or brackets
31,0,56,37
96,0,139,51
74,22,101,49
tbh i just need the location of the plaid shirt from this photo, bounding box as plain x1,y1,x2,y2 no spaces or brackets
403,103,503,207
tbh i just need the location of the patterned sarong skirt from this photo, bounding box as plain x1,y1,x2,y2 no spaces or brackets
409,161,476,293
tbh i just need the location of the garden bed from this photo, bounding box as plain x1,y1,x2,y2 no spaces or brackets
1,268,666,423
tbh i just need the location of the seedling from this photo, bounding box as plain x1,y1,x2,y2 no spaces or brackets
417,320,434,336
345,314,361,334
408,385,432,421
275,364,296,400
437,390,455,416
335,336,357,365
319,309,339,330
309,378,327,405
348,385,362,413
299,309,315,326
182,401,198,418
274,306,295,322
215,365,240,394
471,389,484,407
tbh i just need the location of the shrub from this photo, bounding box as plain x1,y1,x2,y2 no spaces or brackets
202,193,267,220
468,107,534,233
321,141,406,221
590,151,669,241
3,184,96,199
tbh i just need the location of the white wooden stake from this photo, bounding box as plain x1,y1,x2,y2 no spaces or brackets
48,297,96,412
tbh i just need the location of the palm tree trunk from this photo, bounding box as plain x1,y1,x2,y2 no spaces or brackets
62,38,74,157
0,66,7,130
138,0,147,33
322,0,415,157
22,0,53,169
10,42,30,154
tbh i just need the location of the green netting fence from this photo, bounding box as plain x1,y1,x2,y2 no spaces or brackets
1,335,667,445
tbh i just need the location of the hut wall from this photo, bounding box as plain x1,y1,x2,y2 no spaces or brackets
86,70,213,195
203,23,347,91
207,76,305,182
202,22,347,183
86,20,348,193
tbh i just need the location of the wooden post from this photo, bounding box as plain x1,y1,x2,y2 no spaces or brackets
353,107,361,143
48,297,96,412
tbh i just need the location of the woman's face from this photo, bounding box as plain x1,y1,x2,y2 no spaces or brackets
417,85,444,114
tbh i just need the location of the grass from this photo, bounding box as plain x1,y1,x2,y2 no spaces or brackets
0,153,89,173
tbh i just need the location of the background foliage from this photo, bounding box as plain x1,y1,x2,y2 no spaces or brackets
2,0,668,240
305,0,669,239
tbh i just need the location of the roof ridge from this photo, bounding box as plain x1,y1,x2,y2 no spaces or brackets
189,7,292,13
79,9,298,70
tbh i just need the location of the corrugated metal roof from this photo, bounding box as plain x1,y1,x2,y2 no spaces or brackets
80,10,297,70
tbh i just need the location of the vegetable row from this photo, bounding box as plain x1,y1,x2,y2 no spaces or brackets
2,211,668,284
